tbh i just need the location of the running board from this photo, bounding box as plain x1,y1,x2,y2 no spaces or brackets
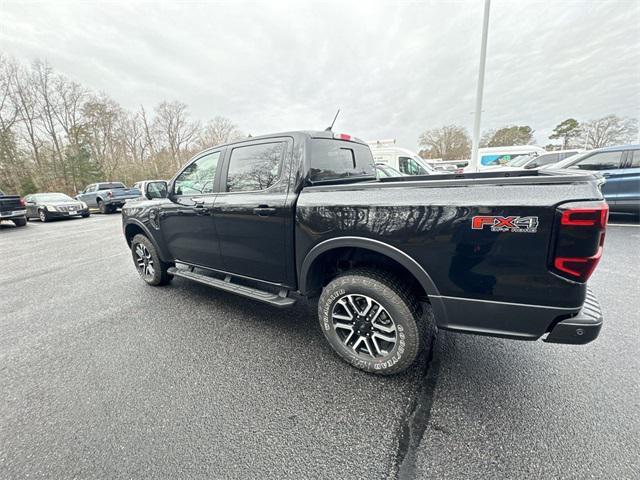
167,267,296,308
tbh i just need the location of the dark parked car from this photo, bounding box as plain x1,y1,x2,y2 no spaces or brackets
122,130,607,375
75,182,141,213
0,189,27,227
24,193,90,222
547,144,640,215
506,149,581,169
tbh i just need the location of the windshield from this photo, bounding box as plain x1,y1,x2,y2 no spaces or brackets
413,156,436,173
34,193,74,202
540,152,588,169
506,154,535,167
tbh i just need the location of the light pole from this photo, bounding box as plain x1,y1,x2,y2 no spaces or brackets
470,0,491,172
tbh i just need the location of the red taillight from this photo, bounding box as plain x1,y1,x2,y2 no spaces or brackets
560,208,608,227
553,201,608,282
107,190,113,198
334,133,352,141
554,247,603,281
19,197,25,207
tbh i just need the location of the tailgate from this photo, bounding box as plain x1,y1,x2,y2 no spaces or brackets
0,196,22,212
111,189,141,198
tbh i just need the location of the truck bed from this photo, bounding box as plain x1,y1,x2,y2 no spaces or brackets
295,169,603,340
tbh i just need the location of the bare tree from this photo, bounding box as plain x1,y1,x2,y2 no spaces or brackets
418,125,471,160
82,94,125,179
153,101,199,168
579,115,638,149
0,56,19,133
0,56,22,192
9,60,46,175
197,116,243,149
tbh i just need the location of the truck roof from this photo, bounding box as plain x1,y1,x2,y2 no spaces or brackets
204,130,368,150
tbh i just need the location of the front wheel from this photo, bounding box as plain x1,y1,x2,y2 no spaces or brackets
318,268,431,375
38,209,48,222
131,234,172,286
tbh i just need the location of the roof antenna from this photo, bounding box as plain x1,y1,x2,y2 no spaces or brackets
325,108,340,131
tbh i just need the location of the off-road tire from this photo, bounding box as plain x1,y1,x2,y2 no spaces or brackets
13,217,27,227
98,200,108,214
131,234,172,286
318,268,432,375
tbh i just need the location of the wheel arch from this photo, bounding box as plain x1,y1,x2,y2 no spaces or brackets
123,220,170,262
299,237,447,323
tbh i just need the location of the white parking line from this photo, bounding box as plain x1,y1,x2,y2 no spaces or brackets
607,223,640,227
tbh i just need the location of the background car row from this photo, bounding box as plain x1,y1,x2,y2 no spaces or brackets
0,182,143,227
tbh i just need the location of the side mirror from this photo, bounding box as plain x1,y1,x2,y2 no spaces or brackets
146,181,168,200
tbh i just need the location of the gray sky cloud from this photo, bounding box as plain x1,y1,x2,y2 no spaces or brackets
1,0,638,149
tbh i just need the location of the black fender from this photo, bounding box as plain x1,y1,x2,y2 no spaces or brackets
299,236,448,324
123,219,171,263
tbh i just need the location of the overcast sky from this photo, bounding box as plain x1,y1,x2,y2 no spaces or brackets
1,0,638,149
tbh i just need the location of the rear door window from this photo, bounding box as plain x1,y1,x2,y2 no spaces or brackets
629,150,640,168
226,142,284,192
310,139,374,182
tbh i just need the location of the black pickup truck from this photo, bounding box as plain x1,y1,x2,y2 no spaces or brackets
0,190,27,227
122,131,607,375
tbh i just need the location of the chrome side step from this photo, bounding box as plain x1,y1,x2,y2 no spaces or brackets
167,267,296,308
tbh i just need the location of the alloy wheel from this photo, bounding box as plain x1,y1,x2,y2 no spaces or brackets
134,243,155,280
331,294,397,359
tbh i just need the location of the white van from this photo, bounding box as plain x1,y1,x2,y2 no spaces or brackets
367,140,436,176
466,145,546,171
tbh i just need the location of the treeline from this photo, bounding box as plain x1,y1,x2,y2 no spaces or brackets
418,116,638,160
0,55,244,195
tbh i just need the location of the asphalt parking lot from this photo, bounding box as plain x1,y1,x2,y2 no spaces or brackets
1,214,638,479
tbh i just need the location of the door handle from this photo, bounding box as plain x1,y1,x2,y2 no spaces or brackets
601,172,611,178
253,205,277,216
194,203,210,215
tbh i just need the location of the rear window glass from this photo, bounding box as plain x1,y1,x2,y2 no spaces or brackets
310,139,374,182
98,183,126,190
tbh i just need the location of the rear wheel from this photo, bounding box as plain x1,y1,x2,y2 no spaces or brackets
98,200,108,214
318,268,431,375
13,217,27,227
131,234,172,286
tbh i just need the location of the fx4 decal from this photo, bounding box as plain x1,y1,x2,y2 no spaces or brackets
472,215,539,233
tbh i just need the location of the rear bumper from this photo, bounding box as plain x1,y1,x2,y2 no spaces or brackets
543,287,602,344
106,198,138,207
0,209,26,219
434,286,602,344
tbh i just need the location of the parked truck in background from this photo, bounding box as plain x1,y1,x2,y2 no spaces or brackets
76,182,141,213
0,190,27,227
121,131,608,375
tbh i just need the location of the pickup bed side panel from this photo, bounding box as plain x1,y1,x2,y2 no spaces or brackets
295,179,603,339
